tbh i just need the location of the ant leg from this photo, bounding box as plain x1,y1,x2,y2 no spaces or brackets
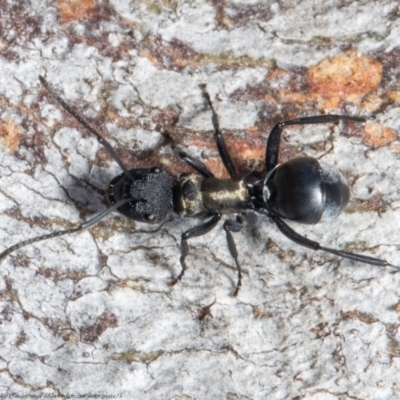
200,85,237,178
179,151,214,178
172,213,221,286
0,198,134,263
223,217,243,296
271,214,397,268
266,114,371,173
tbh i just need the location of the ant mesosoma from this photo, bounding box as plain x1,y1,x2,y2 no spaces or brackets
0,76,397,296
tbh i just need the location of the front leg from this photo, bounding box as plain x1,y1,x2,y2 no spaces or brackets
200,85,237,178
171,213,222,286
265,115,369,172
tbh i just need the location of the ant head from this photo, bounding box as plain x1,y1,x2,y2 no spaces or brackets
107,168,175,224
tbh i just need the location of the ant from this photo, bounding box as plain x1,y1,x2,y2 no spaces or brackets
0,76,397,296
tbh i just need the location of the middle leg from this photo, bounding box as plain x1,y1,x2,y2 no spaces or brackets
223,216,244,296
172,213,222,286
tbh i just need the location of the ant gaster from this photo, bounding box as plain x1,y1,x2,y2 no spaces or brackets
0,76,397,296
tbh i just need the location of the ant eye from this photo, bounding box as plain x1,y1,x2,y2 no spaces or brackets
151,167,161,173
144,214,155,222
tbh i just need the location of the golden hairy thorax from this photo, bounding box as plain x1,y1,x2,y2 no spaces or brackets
175,173,250,217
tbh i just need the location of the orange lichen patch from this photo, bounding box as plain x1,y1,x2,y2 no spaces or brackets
362,121,397,148
307,52,382,109
231,139,264,162
0,118,22,152
389,143,400,153
360,94,383,113
244,125,261,137
56,0,97,23
139,50,162,67
203,157,230,178
222,16,233,28
388,91,400,102
263,94,278,107
268,68,292,82
212,138,265,178
278,89,319,106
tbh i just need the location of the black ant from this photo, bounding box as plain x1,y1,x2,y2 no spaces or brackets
0,76,397,296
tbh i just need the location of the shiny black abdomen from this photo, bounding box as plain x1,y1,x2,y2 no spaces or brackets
266,157,350,224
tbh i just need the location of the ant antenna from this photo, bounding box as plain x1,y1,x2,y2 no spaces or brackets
0,198,134,262
38,75,134,181
0,77,142,262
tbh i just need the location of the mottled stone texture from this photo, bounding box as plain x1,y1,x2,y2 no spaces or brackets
0,0,400,398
